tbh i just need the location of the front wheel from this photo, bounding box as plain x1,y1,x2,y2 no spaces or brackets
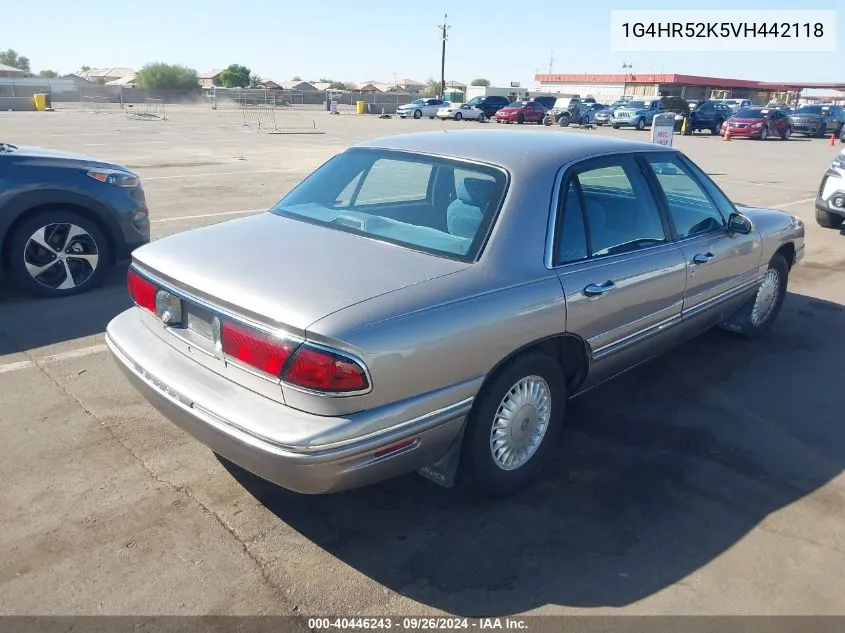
461,353,567,497
759,125,769,141
9,210,109,298
611,123,620,129
517,114,525,124
413,109,422,119
454,112,462,121
559,115,571,127
816,207,845,229
781,127,791,141
635,118,646,131
477,113,487,123
719,253,789,339
543,115,553,126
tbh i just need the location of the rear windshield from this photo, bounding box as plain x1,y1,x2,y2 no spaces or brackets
271,149,507,261
794,105,827,114
735,108,764,118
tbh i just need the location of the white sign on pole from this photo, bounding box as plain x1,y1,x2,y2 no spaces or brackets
650,113,675,147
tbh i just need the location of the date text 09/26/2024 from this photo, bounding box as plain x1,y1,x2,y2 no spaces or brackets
308,617,529,630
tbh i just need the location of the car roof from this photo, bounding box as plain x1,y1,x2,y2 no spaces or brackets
354,130,675,172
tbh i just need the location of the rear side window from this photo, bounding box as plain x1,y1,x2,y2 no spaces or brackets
273,149,507,261
554,180,588,264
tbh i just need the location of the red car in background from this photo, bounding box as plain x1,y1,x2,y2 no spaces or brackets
493,101,546,124
720,107,793,140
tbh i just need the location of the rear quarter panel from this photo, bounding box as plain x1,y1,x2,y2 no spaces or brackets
305,267,568,413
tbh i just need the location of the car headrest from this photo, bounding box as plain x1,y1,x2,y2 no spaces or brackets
456,177,495,209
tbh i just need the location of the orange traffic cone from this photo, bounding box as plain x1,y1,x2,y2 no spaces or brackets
830,133,837,147
723,129,731,142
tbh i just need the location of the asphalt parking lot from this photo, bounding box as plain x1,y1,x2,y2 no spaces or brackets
1,104,844,617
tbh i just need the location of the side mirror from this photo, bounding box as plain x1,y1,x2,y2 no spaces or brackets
727,212,753,234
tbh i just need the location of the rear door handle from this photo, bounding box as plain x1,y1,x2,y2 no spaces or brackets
693,252,715,265
584,281,616,297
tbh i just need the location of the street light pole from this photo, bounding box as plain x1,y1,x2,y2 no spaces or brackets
438,13,450,99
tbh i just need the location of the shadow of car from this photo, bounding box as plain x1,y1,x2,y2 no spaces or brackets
218,291,845,616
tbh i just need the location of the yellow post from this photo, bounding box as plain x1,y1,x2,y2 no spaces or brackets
680,116,687,135
356,100,366,115
33,93,47,111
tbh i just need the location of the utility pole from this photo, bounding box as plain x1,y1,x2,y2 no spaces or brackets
548,50,554,74
438,13,450,98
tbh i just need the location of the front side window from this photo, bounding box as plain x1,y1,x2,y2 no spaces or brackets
272,150,507,261
645,156,726,238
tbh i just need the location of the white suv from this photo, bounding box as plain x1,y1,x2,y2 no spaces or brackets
815,148,845,228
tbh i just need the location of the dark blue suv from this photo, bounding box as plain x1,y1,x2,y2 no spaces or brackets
0,143,150,297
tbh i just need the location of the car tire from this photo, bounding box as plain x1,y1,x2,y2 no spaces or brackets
429,116,435,119
461,352,567,497
719,253,789,339
635,118,646,131
759,126,768,141
543,115,552,126
611,123,620,129
413,110,422,119
781,127,791,141
454,112,462,121
815,207,845,229
478,114,487,123
8,209,110,298
517,114,525,124
559,115,571,128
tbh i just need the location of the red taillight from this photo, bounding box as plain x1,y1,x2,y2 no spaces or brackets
283,346,368,393
127,269,156,312
221,321,297,376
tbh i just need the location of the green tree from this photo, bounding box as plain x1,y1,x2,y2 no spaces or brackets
79,65,91,74
292,75,302,81
470,78,490,87
135,63,200,90
248,73,263,88
38,69,58,78
220,64,251,88
420,78,442,97
0,49,31,74
328,81,353,90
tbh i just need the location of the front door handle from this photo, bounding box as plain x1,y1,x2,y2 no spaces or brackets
693,252,715,265
584,281,616,297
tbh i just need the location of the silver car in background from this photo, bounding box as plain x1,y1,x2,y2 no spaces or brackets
107,131,805,498
396,98,449,119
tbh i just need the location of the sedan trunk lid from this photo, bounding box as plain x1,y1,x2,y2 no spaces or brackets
132,212,470,332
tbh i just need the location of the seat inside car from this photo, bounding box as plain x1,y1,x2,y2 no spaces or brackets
447,177,495,239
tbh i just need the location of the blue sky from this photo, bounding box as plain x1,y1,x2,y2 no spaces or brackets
2,0,840,87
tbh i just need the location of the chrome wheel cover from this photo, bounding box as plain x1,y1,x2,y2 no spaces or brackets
23,223,99,290
490,375,551,471
750,268,780,326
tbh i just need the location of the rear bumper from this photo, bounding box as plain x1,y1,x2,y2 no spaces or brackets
106,309,470,494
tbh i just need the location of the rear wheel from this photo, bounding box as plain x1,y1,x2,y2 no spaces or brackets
781,127,791,141
711,120,723,135
517,113,525,124
759,125,769,141
816,207,845,229
478,113,487,123
461,353,566,497
559,114,571,127
9,210,109,298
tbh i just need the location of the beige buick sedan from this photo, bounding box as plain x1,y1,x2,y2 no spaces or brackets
107,130,805,497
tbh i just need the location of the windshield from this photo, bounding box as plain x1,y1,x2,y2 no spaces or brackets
794,105,826,114
407,99,425,106
271,149,507,261
626,101,646,109
0,142,18,152
735,108,764,119
505,101,526,108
